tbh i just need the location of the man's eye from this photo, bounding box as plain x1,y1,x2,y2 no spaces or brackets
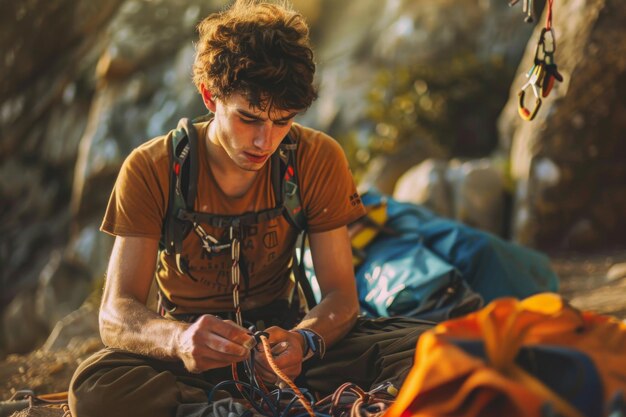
239,117,258,124
275,120,290,126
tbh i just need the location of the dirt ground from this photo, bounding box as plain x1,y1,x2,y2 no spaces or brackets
550,249,626,319
1,250,625,403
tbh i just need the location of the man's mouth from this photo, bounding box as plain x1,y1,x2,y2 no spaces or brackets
244,152,269,163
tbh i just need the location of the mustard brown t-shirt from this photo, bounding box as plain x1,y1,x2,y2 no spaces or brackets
101,120,366,314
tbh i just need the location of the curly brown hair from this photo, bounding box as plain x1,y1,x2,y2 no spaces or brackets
193,0,318,112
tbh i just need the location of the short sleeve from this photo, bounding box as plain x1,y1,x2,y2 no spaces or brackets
100,139,170,239
296,127,366,233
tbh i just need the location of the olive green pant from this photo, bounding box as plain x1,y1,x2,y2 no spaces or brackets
69,317,433,417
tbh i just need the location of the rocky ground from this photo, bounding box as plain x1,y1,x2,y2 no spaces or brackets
1,250,625,408
552,249,626,319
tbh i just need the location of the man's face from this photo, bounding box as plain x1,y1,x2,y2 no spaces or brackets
210,93,299,172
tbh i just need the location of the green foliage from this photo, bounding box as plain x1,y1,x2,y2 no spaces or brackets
345,52,512,178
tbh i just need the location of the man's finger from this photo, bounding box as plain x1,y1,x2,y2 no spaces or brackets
196,315,255,349
202,344,250,363
204,334,251,357
271,342,289,356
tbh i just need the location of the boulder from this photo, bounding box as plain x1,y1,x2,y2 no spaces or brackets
35,252,92,332
1,292,48,355
394,159,453,218
393,158,505,235
41,304,99,352
449,159,505,237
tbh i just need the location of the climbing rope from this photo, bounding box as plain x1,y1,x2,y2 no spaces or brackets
258,335,316,417
210,326,397,417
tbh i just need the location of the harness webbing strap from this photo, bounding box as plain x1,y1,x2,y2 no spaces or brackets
181,118,199,210
176,206,285,228
271,151,283,207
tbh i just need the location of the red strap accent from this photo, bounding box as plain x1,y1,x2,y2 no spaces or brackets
545,0,554,30
174,162,181,175
285,165,295,180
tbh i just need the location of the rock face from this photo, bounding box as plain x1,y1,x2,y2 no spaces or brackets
0,0,225,355
0,0,124,350
498,0,626,249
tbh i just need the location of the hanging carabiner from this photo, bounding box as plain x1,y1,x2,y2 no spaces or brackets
518,64,544,121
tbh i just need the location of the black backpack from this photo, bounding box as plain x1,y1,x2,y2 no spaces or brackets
158,115,317,314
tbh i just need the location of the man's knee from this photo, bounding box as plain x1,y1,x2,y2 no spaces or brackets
69,348,210,417
68,352,109,417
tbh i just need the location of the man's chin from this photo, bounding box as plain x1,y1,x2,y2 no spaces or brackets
236,159,267,172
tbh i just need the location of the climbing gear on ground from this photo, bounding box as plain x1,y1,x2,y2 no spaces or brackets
1,390,71,417
210,328,397,417
516,0,563,121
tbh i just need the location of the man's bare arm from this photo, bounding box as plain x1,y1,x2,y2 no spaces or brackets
296,225,359,344
99,235,254,372
254,226,359,381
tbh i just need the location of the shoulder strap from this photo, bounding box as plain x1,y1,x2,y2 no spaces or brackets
161,118,198,258
274,133,317,308
275,133,306,232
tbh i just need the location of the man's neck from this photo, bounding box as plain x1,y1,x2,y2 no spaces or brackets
206,123,259,199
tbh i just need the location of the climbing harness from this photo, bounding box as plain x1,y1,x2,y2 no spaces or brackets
513,0,563,121
158,115,317,316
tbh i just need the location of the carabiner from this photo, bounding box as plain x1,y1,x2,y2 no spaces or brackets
536,28,557,66
518,65,544,121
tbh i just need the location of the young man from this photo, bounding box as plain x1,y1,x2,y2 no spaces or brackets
69,1,432,416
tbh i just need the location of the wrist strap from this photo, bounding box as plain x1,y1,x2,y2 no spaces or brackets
294,328,326,360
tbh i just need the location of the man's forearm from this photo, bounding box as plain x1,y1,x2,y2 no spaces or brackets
99,296,187,360
294,289,358,350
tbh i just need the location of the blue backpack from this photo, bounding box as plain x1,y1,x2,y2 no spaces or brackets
309,191,559,322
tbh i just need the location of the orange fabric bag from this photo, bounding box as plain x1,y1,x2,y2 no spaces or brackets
385,293,626,417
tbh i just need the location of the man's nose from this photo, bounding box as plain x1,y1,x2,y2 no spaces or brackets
253,123,275,151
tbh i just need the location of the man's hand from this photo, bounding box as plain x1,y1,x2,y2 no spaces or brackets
175,315,256,373
254,326,305,383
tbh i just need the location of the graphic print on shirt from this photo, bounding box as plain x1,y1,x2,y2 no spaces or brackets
180,217,296,295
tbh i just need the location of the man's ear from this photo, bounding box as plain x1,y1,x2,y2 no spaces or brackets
200,84,217,112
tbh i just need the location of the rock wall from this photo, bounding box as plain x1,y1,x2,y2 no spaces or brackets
0,0,227,355
498,0,626,249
